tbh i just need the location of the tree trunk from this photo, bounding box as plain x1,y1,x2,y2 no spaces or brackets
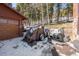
67,4,69,22
57,3,60,23
41,3,44,25
46,3,49,24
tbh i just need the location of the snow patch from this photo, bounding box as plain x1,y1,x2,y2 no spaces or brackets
0,37,53,56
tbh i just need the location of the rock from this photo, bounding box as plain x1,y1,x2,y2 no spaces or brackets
41,45,52,56
51,47,59,56
63,36,71,42
41,43,59,56
37,41,43,48
49,28,65,42
42,37,48,44
32,45,38,49
56,33,64,42
34,47,37,49
40,34,45,41
0,42,4,48
29,41,37,47
49,29,59,36
13,45,19,49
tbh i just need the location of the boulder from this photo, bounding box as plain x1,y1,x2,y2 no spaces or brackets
49,28,66,42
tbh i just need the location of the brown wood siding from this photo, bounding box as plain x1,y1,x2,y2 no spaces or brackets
0,4,26,40
19,20,23,36
0,18,23,40
0,23,19,40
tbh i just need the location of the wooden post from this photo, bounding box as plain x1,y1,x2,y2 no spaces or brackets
73,3,79,41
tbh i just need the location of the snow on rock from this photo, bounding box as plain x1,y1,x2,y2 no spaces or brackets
49,29,59,36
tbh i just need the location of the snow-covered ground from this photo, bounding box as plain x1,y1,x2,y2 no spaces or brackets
0,37,54,56
0,35,79,56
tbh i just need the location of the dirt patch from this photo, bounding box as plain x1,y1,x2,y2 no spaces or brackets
55,43,76,56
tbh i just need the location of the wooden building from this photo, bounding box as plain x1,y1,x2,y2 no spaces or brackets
0,3,26,40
